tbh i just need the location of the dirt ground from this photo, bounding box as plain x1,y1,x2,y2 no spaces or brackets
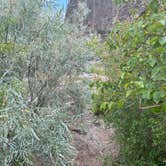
69,109,119,166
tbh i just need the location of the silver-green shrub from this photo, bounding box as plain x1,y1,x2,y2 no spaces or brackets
0,0,91,165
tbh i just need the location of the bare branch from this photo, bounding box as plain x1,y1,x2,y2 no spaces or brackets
139,104,161,110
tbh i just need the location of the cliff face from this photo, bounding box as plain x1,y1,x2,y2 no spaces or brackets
66,0,145,33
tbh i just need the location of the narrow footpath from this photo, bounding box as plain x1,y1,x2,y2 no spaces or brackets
69,69,119,166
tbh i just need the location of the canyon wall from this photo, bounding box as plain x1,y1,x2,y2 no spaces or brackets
66,0,146,33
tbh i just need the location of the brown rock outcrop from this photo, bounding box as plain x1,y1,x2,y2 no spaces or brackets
66,0,146,33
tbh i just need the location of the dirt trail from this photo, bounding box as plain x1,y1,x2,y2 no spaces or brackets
68,60,119,166
70,105,119,166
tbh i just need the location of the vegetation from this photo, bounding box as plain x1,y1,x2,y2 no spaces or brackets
1,0,166,165
91,0,166,165
0,0,90,165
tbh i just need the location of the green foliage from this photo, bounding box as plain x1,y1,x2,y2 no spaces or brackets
91,1,166,165
0,82,73,165
0,0,91,165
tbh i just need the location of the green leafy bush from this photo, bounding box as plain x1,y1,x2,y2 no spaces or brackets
91,1,166,165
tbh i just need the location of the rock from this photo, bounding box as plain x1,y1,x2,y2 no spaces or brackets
66,0,146,33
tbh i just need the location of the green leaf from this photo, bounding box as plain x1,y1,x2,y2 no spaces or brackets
153,91,165,103
142,90,151,99
31,128,40,141
159,36,166,45
162,102,166,111
117,100,124,109
152,66,166,81
100,102,108,111
148,55,156,67
134,81,144,88
159,20,166,26
108,102,115,110
126,90,133,97
149,0,159,13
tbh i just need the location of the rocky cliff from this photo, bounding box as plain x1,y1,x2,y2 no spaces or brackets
66,0,146,33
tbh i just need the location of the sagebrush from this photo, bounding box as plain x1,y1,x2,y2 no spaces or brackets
0,0,91,165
